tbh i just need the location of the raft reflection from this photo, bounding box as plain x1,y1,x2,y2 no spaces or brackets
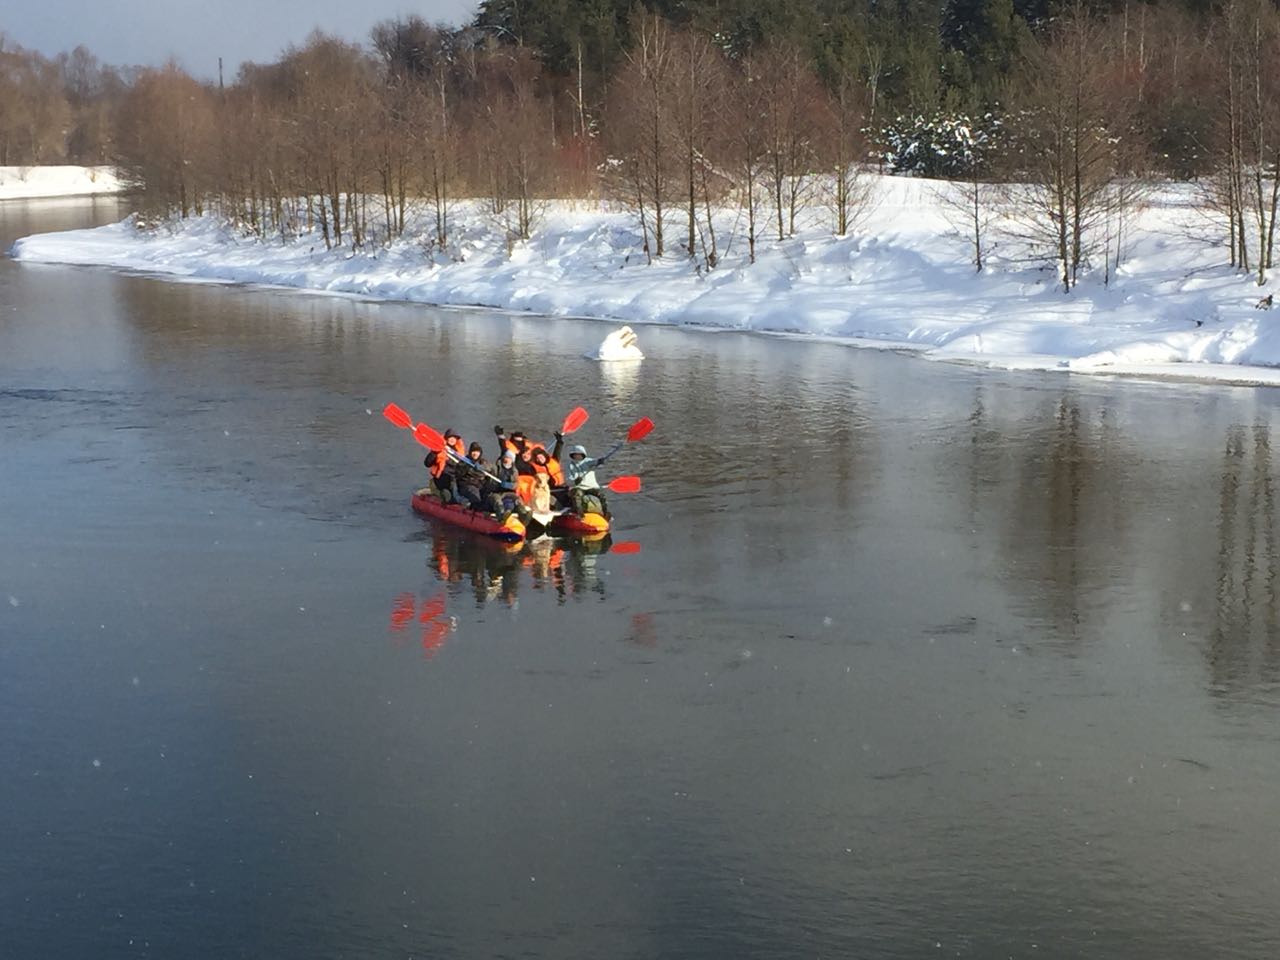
434,532,620,604
388,532,646,659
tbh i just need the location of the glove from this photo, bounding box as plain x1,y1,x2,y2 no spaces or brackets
554,431,563,441
494,424,504,436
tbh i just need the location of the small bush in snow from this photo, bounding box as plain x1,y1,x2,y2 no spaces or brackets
881,113,1001,179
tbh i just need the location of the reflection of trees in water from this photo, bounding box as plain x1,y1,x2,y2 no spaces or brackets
964,384,1003,521
1208,424,1280,692
992,395,1129,646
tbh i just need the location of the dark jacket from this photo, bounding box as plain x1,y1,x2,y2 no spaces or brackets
457,453,492,489
492,460,519,492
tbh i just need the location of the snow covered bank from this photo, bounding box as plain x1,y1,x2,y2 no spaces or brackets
0,166,124,200
11,174,1280,384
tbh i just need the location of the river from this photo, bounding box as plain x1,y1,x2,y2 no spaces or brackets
2,199,1278,959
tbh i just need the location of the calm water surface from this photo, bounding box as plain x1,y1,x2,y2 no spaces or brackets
2,200,1278,959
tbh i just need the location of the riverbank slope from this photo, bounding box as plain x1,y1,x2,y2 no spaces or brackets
11,174,1280,383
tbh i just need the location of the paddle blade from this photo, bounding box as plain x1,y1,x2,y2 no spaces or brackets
383,403,413,429
561,406,589,435
611,540,642,555
607,475,642,494
414,422,445,451
627,417,655,442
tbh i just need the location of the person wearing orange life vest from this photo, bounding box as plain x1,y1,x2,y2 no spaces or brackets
444,430,465,458
493,425,528,460
528,446,564,486
425,428,466,504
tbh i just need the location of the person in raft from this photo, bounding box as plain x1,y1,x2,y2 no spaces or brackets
556,441,611,520
494,425,528,460
455,441,491,510
486,448,531,526
529,445,564,485
428,428,466,503
422,449,457,504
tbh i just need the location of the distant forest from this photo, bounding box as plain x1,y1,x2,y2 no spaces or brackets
5,0,1280,284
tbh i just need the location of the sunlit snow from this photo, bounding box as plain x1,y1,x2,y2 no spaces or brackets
0,165,123,200
12,173,1280,384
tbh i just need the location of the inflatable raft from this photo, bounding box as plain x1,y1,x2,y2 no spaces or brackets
411,491,527,542
411,492,611,542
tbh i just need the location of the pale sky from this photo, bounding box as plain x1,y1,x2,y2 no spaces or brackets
4,0,478,78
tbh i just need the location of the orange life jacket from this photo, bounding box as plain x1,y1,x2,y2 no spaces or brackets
545,456,564,486
431,437,465,478
427,451,446,479
516,474,538,505
526,447,564,486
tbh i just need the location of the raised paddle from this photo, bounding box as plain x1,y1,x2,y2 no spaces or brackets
553,476,642,494
626,417,655,442
598,416,655,464
383,402,413,430
561,406,589,435
413,422,445,452
539,406,591,453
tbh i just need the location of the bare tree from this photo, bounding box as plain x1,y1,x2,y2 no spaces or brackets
1004,3,1139,290
605,14,677,261
726,50,767,264
469,46,551,247
758,40,823,240
0,40,73,164
668,27,727,269
931,118,1003,272
816,74,871,237
1211,0,1280,284
116,62,216,216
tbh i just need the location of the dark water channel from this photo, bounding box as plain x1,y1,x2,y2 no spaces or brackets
2,200,1278,959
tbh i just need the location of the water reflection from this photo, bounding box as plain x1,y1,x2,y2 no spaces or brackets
389,590,454,658
597,357,642,403
422,531,618,607
980,392,1132,647
1210,423,1280,693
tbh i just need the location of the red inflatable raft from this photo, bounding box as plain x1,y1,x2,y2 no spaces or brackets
547,510,610,536
411,491,527,542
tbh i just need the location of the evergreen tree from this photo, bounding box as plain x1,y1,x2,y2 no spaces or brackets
942,0,1030,104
